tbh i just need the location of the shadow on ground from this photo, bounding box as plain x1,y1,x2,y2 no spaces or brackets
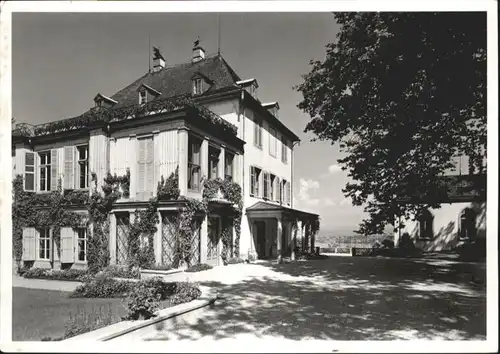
147,256,486,341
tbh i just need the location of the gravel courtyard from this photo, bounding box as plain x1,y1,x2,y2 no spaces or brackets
119,255,486,341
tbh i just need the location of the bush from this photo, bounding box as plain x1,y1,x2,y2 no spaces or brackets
170,281,202,306
125,283,161,320
22,268,89,281
226,257,245,265
70,276,134,298
141,277,177,300
64,304,118,339
145,264,174,271
185,263,213,273
100,265,140,279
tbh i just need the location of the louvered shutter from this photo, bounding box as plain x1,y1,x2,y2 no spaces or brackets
50,149,58,191
60,227,75,263
274,177,280,202
22,228,36,261
64,146,75,189
146,137,154,198
137,138,146,199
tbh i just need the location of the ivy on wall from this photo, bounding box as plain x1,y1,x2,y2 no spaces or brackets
12,176,87,266
157,167,180,201
12,95,238,138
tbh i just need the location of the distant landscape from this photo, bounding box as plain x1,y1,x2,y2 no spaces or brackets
316,232,393,249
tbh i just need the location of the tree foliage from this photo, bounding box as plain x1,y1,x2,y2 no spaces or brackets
296,13,486,235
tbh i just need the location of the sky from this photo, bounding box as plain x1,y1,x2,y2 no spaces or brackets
12,12,368,236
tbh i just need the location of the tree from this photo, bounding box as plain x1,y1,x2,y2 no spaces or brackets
296,13,486,235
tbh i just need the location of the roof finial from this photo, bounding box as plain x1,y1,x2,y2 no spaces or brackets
194,36,200,48
153,46,165,61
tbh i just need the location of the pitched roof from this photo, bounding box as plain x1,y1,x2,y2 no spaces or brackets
247,201,319,218
110,54,241,108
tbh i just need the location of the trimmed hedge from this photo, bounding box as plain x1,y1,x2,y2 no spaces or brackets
20,268,89,282
100,265,140,279
226,257,245,265
185,263,213,273
70,276,135,298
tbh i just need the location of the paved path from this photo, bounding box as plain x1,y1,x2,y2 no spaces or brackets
116,255,486,341
12,275,81,292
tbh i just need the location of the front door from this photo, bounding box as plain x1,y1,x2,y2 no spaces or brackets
255,221,266,259
207,217,220,266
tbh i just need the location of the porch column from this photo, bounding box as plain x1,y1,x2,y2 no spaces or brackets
109,212,117,265
154,211,162,265
276,216,283,264
304,222,310,253
291,222,297,261
311,222,316,254
178,128,189,196
218,146,225,179
200,215,208,264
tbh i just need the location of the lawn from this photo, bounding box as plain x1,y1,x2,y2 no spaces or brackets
12,287,128,341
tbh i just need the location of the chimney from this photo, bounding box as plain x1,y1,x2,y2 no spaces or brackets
192,38,206,63
152,46,165,72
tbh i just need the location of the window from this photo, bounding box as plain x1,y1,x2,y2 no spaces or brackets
418,209,434,239
263,172,271,199
38,228,51,260
281,137,288,164
25,152,35,191
250,166,262,197
208,146,220,180
459,208,477,241
193,78,203,95
254,118,262,148
269,174,276,201
281,179,291,205
274,176,281,202
77,228,87,261
269,127,277,157
77,145,89,189
225,152,234,180
137,137,154,199
139,90,147,105
39,151,51,191
188,136,202,191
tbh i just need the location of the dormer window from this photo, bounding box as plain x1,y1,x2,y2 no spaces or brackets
193,78,203,95
93,93,117,109
237,79,259,99
137,83,161,105
139,90,147,105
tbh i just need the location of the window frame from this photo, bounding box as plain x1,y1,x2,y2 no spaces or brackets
281,137,288,164
208,145,220,180
263,172,270,200
38,150,51,192
25,151,35,192
188,135,202,191
254,118,263,149
418,209,434,240
139,90,147,105
269,127,277,157
250,166,262,197
193,78,203,95
76,228,87,262
77,144,89,189
224,152,234,181
38,228,51,260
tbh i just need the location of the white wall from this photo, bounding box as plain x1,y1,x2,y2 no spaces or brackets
394,201,486,252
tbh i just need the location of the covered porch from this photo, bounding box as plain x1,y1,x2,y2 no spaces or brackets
246,201,320,263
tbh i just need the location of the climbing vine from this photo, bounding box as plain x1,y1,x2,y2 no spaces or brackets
157,167,180,201
12,175,87,267
128,199,159,269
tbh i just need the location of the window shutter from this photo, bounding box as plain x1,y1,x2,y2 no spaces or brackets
24,152,35,191
137,138,146,199
64,146,75,189
250,167,255,195
287,182,291,204
51,149,58,191
274,177,280,202
22,227,36,261
60,227,75,263
146,137,154,198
